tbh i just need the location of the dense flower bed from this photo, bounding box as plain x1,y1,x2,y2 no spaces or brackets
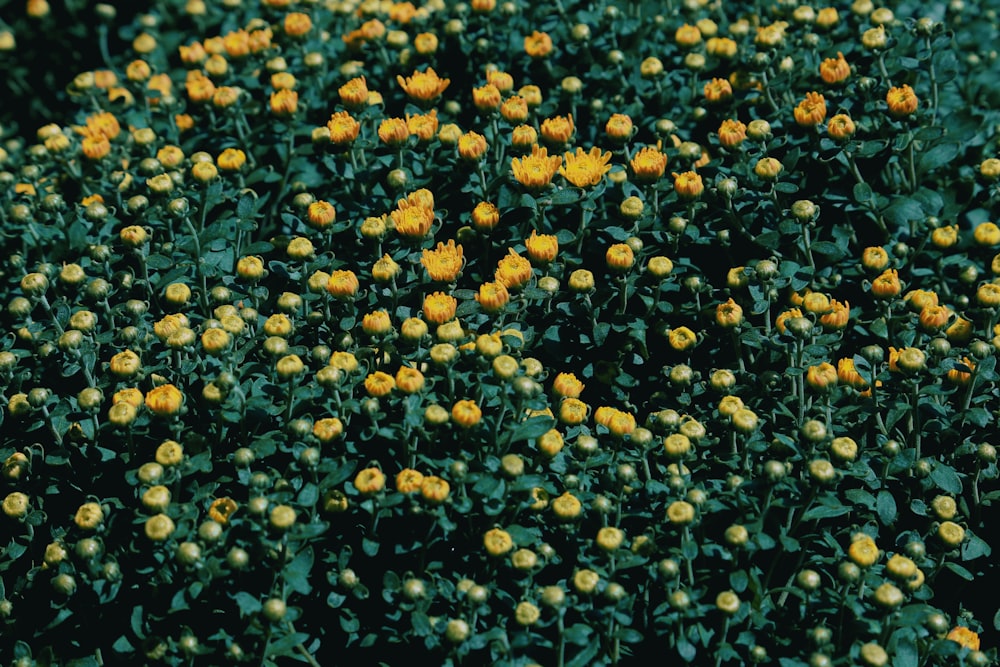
1,0,999,665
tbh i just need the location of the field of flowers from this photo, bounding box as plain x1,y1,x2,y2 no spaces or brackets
2,0,999,665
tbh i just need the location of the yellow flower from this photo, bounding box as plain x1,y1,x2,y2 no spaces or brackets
560,147,612,187
495,249,532,289
472,83,502,112
476,281,510,313
217,148,246,172
339,76,369,108
145,513,176,541
605,114,633,141
716,298,743,328
423,292,458,324
354,467,386,495
74,502,104,529
270,89,298,116
396,469,424,493
458,131,488,161
668,326,697,352
673,171,704,199
326,111,361,146
703,77,732,103
208,497,238,525
421,240,464,282
540,114,574,144
452,400,482,428
472,201,500,232
667,500,695,525
946,627,981,651
524,31,552,58
396,67,450,102
717,119,747,148
391,201,434,239
525,230,558,264
406,109,439,142
420,476,450,504
794,91,827,127
145,384,183,417
886,84,918,118
378,118,410,146
552,492,582,520
512,145,562,189
326,270,359,299
848,534,879,567
819,52,850,84
827,113,856,141
484,528,514,556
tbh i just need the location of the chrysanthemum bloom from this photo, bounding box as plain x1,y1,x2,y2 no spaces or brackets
706,36,738,58
559,398,589,425
794,92,827,127
630,145,667,182
524,31,552,58
820,299,850,330
837,358,869,390
606,244,635,272
339,76,369,108
511,145,562,190
371,254,401,283
452,400,483,428
806,362,838,392
472,83,501,112
819,52,850,84
354,467,386,495
327,111,361,146
919,304,951,331
717,119,747,148
499,96,529,123
886,84,918,117
511,125,538,152
703,78,733,103
495,249,532,289
552,372,584,399
754,157,783,180
848,534,879,567
605,114,633,141
716,298,743,328
208,497,238,525
284,12,312,37
668,326,697,352
145,384,183,417
673,171,704,199
458,131,488,161
270,89,298,116
827,114,856,141
326,270,360,299
394,366,424,394
217,148,246,171
378,118,409,146
305,200,336,230
81,134,111,160
364,371,395,397
471,201,500,232
946,627,981,651
391,201,434,239
525,230,558,263
396,469,424,493
871,268,901,299
560,147,612,187
423,292,457,324
185,72,216,103
362,311,392,338
483,527,513,556
421,240,464,282
476,281,510,313
540,114,574,144
397,67,450,103
313,417,344,443
406,109,439,142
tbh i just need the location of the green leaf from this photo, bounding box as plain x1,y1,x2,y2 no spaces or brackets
883,198,924,228
893,628,918,667
943,561,974,581
283,547,314,595
929,465,962,494
962,533,992,560
877,490,898,526
918,143,960,174
234,592,262,617
676,639,697,661
801,504,851,521
508,416,557,443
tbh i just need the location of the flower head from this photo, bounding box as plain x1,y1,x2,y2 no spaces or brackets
397,67,450,103
630,145,668,182
512,145,562,190
560,147,612,188
886,84,918,117
421,240,464,282
391,200,434,239
327,111,361,146
524,31,552,58
794,92,827,127
540,114,574,145
820,52,850,84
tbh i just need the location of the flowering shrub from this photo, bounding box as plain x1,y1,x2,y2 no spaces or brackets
1,0,999,665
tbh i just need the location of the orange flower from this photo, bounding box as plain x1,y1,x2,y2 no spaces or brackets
487,70,514,92
284,12,312,37
472,83,502,112
524,31,553,58
354,467,386,495
605,114,633,141
471,201,500,232
673,171,704,199
270,89,298,116
391,200,434,239
630,145,668,182
423,292,458,324
553,372,584,399
703,78,733,103
819,299,850,330
794,92,827,127
871,269,901,299
208,497,238,525
560,147,612,188
452,400,482,427
540,114,574,144
819,52,850,84
718,119,747,148
511,145,562,190
339,76,369,108
458,131,488,161
946,627,981,651
421,240,464,282
396,469,424,494
395,366,425,394
827,114,856,141
500,96,529,123
716,298,743,328
919,304,951,331
559,398,589,425
886,85,918,118
946,357,974,386
495,249,533,289
511,125,538,151
805,362,838,392
396,67,450,103
606,244,635,272
145,384,183,417
326,270,360,299
476,281,510,313
365,371,395,397
525,230,558,264
378,118,409,146
837,358,868,390
326,111,361,146
406,109,439,142
307,201,337,229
